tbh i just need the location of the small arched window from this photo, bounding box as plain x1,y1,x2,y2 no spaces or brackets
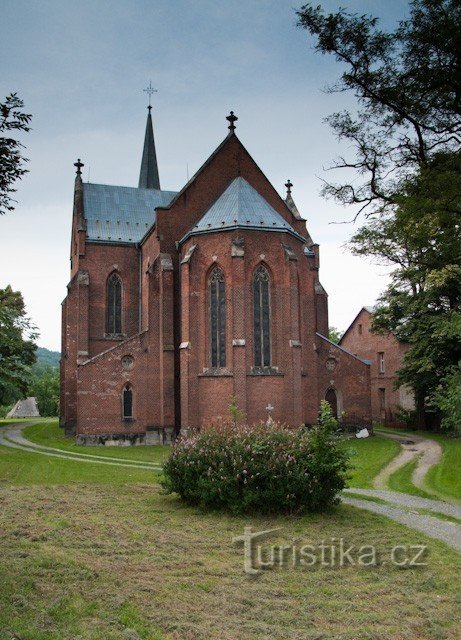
107,272,122,335
325,388,338,419
253,265,271,367
209,267,226,367
122,384,133,418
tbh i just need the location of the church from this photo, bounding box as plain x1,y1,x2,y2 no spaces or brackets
60,104,372,444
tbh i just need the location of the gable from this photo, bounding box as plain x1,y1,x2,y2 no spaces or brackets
154,132,309,251
180,177,306,243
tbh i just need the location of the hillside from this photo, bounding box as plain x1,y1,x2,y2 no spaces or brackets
35,347,60,371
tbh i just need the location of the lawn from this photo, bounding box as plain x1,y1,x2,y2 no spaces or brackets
376,428,461,502
387,457,436,500
344,435,400,489
0,483,459,640
0,424,459,639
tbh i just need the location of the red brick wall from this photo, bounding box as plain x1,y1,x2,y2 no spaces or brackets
340,308,413,423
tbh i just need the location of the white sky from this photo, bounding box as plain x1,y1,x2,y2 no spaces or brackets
0,0,406,351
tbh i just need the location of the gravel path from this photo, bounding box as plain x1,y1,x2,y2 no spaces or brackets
344,488,460,518
0,423,162,470
373,431,442,491
342,496,461,552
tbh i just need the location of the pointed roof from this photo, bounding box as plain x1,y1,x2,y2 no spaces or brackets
180,177,306,244
138,107,160,189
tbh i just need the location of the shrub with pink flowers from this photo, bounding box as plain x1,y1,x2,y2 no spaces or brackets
162,402,350,514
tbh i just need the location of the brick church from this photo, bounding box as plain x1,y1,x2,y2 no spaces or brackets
60,106,372,444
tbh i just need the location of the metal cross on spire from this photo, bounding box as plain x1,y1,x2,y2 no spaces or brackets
285,179,293,196
143,81,158,110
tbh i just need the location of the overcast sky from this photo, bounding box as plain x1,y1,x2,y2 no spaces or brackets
0,0,408,351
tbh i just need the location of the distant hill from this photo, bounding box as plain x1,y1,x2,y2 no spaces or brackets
34,347,60,371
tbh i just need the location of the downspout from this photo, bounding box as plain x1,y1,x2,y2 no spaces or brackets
138,244,142,332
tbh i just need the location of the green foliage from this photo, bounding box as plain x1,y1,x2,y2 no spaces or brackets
348,153,461,426
297,0,461,215
0,285,38,404
162,404,350,514
433,363,461,436
28,366,60,416
228,395,246,426
328,326,342,344
0,93,32,215
34,347,60,373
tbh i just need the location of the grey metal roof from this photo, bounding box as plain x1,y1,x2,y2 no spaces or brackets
181,177,306,243
83,183,177,243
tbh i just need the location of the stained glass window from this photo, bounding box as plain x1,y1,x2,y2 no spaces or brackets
253,265,271,367
107,273,122,334
209,267,226,367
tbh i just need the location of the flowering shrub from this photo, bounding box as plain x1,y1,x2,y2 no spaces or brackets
162,402,350,514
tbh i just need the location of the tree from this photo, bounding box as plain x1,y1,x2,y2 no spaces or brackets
29,367,60,417
348,153,461,427
297,0,461,216
0,286,38,404
0,93,32,215
328,326,342,344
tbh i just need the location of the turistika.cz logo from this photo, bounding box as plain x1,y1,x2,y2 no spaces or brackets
232,526,428,575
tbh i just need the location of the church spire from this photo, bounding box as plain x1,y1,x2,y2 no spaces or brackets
138,83,160,190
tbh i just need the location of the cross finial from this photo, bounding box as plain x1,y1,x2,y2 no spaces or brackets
74,158,84,176
143,81,158,109
285,179,293,196
226,110,238,131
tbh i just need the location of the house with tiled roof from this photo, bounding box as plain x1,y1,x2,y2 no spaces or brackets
60,107,372,443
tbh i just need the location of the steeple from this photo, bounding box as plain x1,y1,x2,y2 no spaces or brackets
138,83,161,189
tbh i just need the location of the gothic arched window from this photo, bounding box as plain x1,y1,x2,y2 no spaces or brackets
122,384,133,418
107,273,122,335
253,265,271,367
209,267,226,368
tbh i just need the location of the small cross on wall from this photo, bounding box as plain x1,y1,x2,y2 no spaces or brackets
265,403,274,427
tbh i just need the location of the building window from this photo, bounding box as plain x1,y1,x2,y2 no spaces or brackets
107,273,122,334
358,323,362,335
253,265,271,367
325,388,338,418
378,352,385,373
209,267,226,367
122,384,133,418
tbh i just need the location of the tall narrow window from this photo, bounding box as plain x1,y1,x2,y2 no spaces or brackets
209,267,226,367
378,352,385,373
253,265,271,367
107,273,122,334
123,384,133,418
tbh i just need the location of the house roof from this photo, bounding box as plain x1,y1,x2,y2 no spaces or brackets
180,176,306,244
83,183,177,243
338,306,374,345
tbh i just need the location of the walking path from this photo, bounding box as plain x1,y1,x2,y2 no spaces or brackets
0,422,162,470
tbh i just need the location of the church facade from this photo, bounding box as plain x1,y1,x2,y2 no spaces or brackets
60,109,372,444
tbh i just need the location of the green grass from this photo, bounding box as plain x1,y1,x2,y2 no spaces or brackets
376,428,461,502
0,440,159,486
344,435,401,489
416,432,461,502
0,422,459,638
388,456,437,500
22,419,169,464
0,483,460,640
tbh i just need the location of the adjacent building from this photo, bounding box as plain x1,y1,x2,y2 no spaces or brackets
340,307,414,425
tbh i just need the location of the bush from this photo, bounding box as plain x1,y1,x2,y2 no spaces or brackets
162,402,350,514
434,363,461,436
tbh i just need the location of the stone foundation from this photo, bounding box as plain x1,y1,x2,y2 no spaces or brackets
75,426,176,446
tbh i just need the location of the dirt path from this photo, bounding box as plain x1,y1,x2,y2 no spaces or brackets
373,431,442,492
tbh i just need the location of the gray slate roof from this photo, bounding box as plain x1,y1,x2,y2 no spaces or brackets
83,183,177,243
181,177,305,243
